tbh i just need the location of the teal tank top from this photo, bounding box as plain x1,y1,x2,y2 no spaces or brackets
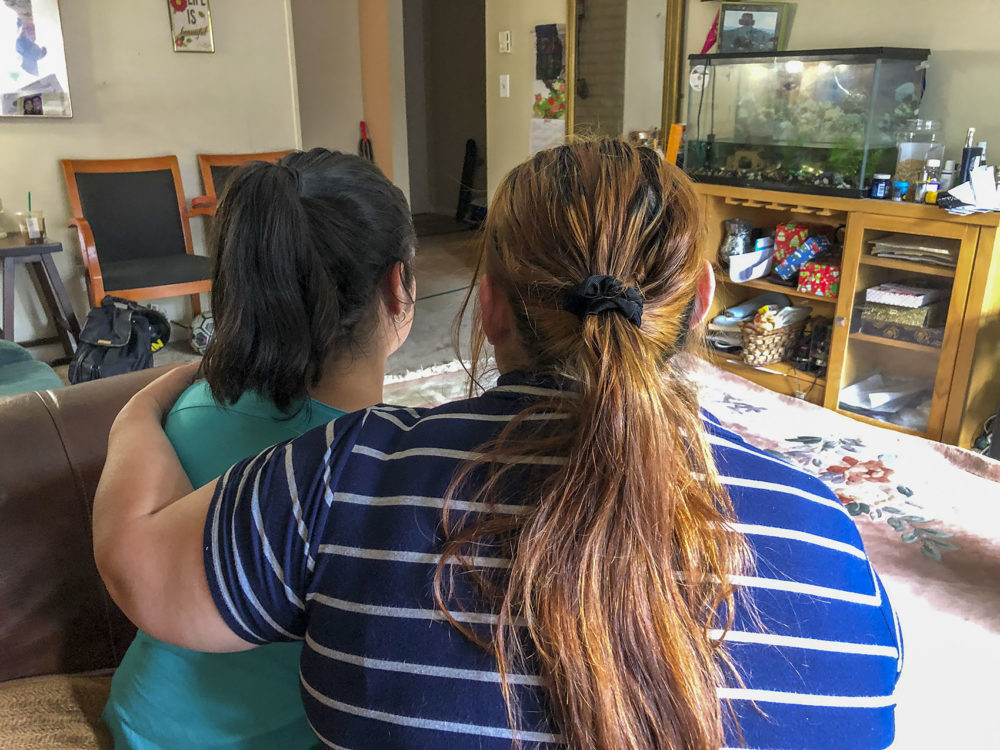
103,381,344,749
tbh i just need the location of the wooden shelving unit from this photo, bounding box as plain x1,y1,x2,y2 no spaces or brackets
859,255,957,278
697,184,1000,447
717,275,838,304
706,350,827,406
848,332,941,354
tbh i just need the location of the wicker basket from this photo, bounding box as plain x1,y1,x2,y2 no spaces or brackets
739,319,807,366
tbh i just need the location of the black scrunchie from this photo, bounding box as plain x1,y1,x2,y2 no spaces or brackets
561,275,643,328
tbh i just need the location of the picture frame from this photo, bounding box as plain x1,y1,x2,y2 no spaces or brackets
1,0,72,118
168,0,214,53
718,3,793,54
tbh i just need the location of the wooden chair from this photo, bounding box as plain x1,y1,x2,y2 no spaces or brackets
61,156,212,312
190,150,293,216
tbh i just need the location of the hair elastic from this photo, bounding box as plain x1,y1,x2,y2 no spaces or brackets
561,275,643,328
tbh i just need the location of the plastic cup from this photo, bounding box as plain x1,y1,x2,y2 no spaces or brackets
15,210,45,244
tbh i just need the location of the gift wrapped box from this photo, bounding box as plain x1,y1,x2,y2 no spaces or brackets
796,259,840,298
775,235,832,280
851,307,945,348
864,282,947,308
861,300,948,327
774,223,811,265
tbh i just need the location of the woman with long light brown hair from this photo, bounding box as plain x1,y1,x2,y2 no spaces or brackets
94,139,901,749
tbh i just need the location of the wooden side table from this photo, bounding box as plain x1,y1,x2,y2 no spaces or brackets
0,236,82,360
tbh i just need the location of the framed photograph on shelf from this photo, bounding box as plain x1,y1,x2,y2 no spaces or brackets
168,0,214,53
718,3,793,54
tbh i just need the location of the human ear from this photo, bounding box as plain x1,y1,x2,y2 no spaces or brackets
479,274,513,348
381,261,412,319
689,259,716,329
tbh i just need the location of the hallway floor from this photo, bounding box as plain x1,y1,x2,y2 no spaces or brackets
386,229,479,376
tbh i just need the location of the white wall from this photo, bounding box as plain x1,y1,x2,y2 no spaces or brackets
683,0,1000,159
1,0,301,347
292,0,363,153
622,0,665,135
485,0,567,201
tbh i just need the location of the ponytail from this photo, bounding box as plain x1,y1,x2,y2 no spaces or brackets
436,140,749,749
203,149,415,412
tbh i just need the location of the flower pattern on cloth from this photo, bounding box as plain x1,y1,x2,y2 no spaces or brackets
684,354,1000,564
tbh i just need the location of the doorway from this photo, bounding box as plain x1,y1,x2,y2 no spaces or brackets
402,0,487,236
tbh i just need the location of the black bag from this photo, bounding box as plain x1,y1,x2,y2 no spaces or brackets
68,296,171,384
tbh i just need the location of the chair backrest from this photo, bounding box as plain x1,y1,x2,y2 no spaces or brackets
61,156,194,265
197,150,293,201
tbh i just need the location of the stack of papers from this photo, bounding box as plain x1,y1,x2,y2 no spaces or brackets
868,233,958,267
938,167,1000,216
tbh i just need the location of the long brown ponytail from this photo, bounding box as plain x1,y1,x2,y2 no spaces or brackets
435,139,750,749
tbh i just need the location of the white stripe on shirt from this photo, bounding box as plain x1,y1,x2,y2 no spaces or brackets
332,491,532,515
300,673,562,743
717,686,897,708
710,629,900,659
729,522,867,560
305,633,542,685
317,544,511,569
352,444,567,466
284,443,316,572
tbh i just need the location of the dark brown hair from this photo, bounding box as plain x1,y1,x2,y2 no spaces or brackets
203,148,415,412
436,139,750,749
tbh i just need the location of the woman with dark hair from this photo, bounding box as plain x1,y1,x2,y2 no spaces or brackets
95,140,900,749
102,147,415,749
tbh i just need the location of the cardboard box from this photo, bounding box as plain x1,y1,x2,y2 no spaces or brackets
775,236,832,280
850,308,944,348
796,260,840,298
774,223,811,265
861,300,949,327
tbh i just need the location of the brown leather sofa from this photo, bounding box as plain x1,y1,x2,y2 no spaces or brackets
0,368,170,749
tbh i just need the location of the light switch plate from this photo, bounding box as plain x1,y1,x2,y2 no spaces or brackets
498,30,512,54
499,74,510,98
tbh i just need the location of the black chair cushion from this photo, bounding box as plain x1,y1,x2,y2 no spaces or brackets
102,254,212,293
75,170,187,265
209,165,238,197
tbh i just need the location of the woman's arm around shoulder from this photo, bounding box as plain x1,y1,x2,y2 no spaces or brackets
94,364,252,653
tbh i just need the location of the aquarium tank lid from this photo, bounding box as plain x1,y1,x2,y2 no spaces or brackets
689,47,931,64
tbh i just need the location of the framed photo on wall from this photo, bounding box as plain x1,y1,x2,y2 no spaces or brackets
0,0,72,117
718,3,793,54
168,0,214,53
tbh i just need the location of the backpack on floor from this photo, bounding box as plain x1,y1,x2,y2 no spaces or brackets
68,296,170,384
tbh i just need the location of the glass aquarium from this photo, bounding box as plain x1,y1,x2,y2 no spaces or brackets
684,48,930,196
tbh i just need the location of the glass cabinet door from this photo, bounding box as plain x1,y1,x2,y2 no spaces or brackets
826,214,979,439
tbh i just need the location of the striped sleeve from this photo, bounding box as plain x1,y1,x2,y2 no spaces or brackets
203,411,367,644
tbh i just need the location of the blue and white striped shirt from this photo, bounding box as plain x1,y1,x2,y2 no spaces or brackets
205,371,902,749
